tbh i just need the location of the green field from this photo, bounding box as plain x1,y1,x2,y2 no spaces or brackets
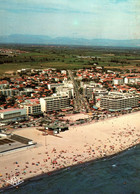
0,45,140,75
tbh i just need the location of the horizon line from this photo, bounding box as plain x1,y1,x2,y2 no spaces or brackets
0,34,140,41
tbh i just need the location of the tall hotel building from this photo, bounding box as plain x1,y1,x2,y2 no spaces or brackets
40,95,70,112
100,93,139,111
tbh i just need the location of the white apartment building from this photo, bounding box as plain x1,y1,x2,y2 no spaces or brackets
83,83,107,99
83,86,94,99
81,82,102,88
124,77,140,84
47,83,64,90
100,93,139,111
56,87,73,98
24,104,42,115
93,88,108,96
0,89,19,96
40,95,70,112
56,81,74,98
21,99,42,116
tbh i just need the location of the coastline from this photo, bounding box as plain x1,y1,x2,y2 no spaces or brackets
1,142,140,193
0,111,140,190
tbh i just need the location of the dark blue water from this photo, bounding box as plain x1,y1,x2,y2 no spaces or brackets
3,145,140,194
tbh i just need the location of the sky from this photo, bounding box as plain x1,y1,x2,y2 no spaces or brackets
0,0,140,40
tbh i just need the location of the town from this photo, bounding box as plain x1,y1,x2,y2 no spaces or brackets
0,64,140,131
0,49,140,190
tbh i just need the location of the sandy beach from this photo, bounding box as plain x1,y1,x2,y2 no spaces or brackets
0,112,140,189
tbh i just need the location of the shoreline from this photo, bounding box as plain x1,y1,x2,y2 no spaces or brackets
1,142,139,192
0,111,140,190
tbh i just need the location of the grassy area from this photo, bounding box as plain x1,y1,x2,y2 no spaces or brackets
0,45,140,75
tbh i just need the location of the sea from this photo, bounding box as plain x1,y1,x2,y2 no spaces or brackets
3,145,140,194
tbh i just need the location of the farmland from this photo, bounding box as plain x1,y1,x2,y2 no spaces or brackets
0,44,140,75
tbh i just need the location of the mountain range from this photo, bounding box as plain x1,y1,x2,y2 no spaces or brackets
0,34,140,47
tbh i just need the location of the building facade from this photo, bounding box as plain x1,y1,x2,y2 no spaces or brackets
0,81,9,89
83,87,94,99
0,108,26,122
0,89,19,96
100,93,139,111
24,104,42,115
124,77,140,85
21,98,42,116
113,78,124,85
40,95,70,112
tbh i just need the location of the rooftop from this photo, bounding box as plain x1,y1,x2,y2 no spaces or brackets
0,108,24,113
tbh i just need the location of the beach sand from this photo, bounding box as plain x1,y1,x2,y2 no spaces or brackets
0,112,140,188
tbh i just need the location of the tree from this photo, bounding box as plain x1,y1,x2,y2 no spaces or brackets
0,95,6,105
79,87,83,94
7,96,16,106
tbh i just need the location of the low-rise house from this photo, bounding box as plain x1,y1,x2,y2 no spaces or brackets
0,80,9,89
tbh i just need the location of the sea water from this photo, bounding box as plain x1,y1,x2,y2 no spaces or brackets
3,145,140,194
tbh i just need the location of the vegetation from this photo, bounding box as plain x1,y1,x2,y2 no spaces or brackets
0,44,140,75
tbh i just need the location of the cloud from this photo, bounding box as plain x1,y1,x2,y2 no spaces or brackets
0,0,139,39
0,0,131,14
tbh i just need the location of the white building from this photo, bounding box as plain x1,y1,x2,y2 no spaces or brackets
61,70,67,75
83,83,105,99
21,99,42,116
0,81,9,89
124,77,140,84
0,89,19,96
113,78,124,85
24,104,42,116
81,82,102,88
40,95,71,112
56,81,74,98
100,93,139,111
0,108,26,122
56,87,73,98
47,83,64,90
